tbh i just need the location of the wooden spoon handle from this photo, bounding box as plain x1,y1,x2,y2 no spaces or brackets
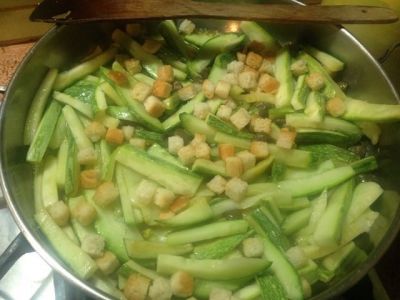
31,0,398,25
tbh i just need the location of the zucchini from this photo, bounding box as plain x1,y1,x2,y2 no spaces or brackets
107,106,137,122
284,160,335,181
305,46,344,73
304,91,325,122
242,156,274,182
115,164,137,225
291,74,310,110
185,31,217,47
180,113,216,142
208,52,235,84
159,20,194,58
282,207,312,236
214,132,251,149
49,113,67,150
192,159,227,177
120,260,159,280
206,114,254,139
256,275,287,300
147,143,186,169
64,130,80,196
56,139,68,188
124,240,193,259
53,91,93,119
343,98,400,122
194,278,250,299
135,128,165,144
239,21,280,53
299,144,359,165
62,105,94,151
41,155,59,208
295,128,358,146
269,144,317,169
275,48,294,108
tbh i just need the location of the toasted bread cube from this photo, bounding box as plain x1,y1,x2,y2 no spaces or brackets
142,39,162,54
225,177,248,202
170,271,194,298
242,237,264,258
286,246,308,269
218,143,235,160
227,60,244,74
85,121,106,142
190,133,206,146
236,150,256,171
222,73,238,85
276,128,296,149
126,23,142,37
158,65,174,83
159,210,175,220
236,52,246,62
170,196,190,213
178,84,197,101
250,117,272,134
168,135,184,155
207,175,227,195
96,251,120,275
209,288,232,300
230,108,251,130
153,79,172,99
77,147,97,165
131,82,152,102
136,179,157,205
179,19,196,34
195,142,211,159
107,70,128,86
144,95,166,118
149,277,173,300
194,102,210,120
105,127,124,145
122,125,135,140
71,198,97,226
101,115,120,129
290,59,308,76
154,188,175,209
246,51,263,69
216,104,233,121
94,181,119,207
80,169,100,189
326,96,346,117
124,274,151,300
124,58,142,75
202,79,215,99
225,156,244,177
81,233,105,258
238,71,258,90
47,201,70,227
306,72,325,91
178,145,196,165
129,138,147,149
250,141,269,159
258,73,280,94
226,100,237,109
259,58,275,74
215,80,231,99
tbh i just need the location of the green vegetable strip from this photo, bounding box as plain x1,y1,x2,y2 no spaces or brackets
62,105,93,151
34,162,45,212
234,282,261,300
94,84,108,117
157,255,271,280
159,20,193,58
53,91,93,118
99,139,111,180
166,220,248,245
100,81,124,106
256,275,287,300
299,144,359,164
122,260,160,280
54,47,117,90
49,113,67,150
147,144,186,169
64,130,80,196
343,98,400,122
116,164,137,225
27,101,62,163
124,240,193,259
304,46,344,73
194,278,250,300
24,68,58,145
239,21,280,53
275,48,294,108
41,155,59,208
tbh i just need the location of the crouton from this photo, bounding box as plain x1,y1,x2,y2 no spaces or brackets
170,271,194,298
214,81,231,99
107,70,128,86
218,143,235,160
225,177,248,202
148,277,173,300
154,188,175,209
81,233,105,258
47,201,70,227
195,142,211,160
129,138,147,149
236,52,246,63
285,246,308,269
258,73,280,94
131,82,152,102
246,51,263,69
230,108,251,130
290,59,308,76
209,288,232,300
225,156,244,178
124,59,142,75
71,198,97,226
158,65,174,83
159,210,175,220
222,73,238,85
216,104,233,121
142,39,162,54
124,274,151,300
236,151,256,171
96,251,120,275
85,121,106,142
153,79,172,99
126,23,142,37
194,102,210,120
202,79,215,99
227,60,244,74
225,100,237,109
101,115,120,129
250,141,269,158
179,19,196,34
250,117,272,134
168,135,184,155
94,181,119,207
276,128,296,149
80,169,100,189
191,133,206,146
105,127,125,145
77,147,97,165
207,175,227,195
242,237,264,258
136,179,158,205
326,96,346,117
178,145,196,165
170,196,190,214
306,72,325,91
122,125,135,140
144,95,166,118
238,71,258,90
259,58,275,74
178,84,197,101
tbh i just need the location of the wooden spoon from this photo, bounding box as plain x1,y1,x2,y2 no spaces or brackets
30,0,398,25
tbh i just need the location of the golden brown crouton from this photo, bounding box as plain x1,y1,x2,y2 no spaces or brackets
153,79,172,99
218,144,235,160
142,39,162,54
94,181,119,207
105,128,124,145
80,169,100,189
124,274,151,300
258,73,280,94
158,65,174,83
246,51,263,69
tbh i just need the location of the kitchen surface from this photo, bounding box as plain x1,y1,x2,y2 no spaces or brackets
1,0,400,299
